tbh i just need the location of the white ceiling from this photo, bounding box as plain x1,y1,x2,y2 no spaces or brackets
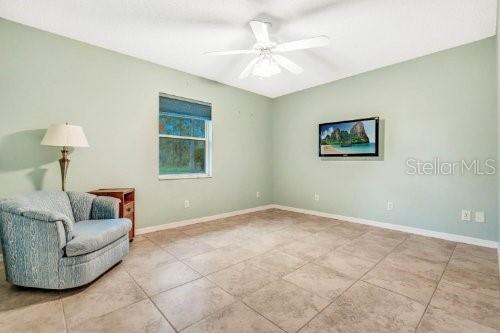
0,0,496,98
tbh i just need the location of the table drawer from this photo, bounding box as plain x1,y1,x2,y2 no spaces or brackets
123,202,134,218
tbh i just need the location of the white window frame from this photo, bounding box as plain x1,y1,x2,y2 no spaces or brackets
159,94,212,180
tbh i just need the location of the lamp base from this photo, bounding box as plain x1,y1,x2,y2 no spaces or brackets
59,147,70,191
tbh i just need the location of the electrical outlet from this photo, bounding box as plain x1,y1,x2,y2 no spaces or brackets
314,194,320,201
475,211,485,223
256,191,260,198
461,209,471,222
387,201,394,211
184,200,190,208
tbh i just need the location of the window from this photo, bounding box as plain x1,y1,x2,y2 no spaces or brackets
159,94,212,179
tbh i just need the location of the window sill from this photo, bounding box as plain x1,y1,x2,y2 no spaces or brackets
159,173,212,180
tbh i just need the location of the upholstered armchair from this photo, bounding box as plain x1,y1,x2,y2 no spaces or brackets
0,191,131,289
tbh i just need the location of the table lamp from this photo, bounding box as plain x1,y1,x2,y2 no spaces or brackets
41,123,89,191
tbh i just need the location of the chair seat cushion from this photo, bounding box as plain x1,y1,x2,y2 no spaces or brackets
65,218,131,257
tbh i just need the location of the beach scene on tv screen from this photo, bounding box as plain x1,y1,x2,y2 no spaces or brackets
320,119,376,155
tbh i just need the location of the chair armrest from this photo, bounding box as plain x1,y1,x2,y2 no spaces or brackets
91,196,120,220
0,211,64,289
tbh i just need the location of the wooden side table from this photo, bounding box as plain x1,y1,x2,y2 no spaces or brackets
89,188,135,241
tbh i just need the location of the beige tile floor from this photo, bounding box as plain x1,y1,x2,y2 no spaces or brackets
0,209,499,332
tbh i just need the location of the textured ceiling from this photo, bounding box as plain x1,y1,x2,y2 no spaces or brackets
0,0,496,98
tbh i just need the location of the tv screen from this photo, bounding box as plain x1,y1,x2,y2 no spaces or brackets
319,117,379,157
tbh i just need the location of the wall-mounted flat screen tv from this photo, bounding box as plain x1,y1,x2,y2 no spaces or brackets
319,117,379,157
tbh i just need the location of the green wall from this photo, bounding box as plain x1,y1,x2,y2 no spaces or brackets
272,38,498,241
497,3,500,249
0,18,273,229
0,18,498,243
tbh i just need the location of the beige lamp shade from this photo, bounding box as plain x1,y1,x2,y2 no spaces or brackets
41,124,89,147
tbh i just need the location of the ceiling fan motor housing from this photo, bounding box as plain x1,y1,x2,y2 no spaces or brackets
205,20,329,79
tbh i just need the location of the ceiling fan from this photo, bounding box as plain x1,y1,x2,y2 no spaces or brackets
204,20,330,79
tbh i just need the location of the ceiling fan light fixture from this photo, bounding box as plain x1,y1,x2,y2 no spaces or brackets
252,55,281,78
206,20,328,79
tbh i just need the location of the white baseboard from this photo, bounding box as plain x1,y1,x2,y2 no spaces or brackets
136,204,275,235
135,202,498,249
271,204,498,249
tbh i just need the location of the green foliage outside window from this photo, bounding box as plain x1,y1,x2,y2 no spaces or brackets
159,95,211,176
159,137,205,174
159,115,205,138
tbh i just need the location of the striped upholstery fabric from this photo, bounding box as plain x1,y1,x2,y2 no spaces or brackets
66,219,131,257
0,191,129,289
0,191,76,240
59,235,129,289
67,191,96,222
91,196,120,220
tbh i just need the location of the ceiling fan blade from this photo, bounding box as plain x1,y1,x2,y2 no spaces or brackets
274,36,329,52
204,49,257,56
239,57,261,79
273,55,304,74
249,20,270,43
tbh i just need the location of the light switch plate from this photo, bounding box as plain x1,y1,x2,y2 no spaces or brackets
475,211,485,223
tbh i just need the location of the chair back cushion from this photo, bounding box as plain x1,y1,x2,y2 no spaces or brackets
0,191,76,241
67,192,96,222
7,191,76,222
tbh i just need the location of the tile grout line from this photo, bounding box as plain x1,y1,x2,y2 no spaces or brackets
232,224,371,289
59,298,69,333
142,269,242,332
361,280,428,305
144,220,446,332
116,214,467,332
444,277,500,301
95,216,498,331
207,249,329,329
144,219,305,276
178,298,282,332
8,210,495,332
71,297,148,330
122,269,181,333
356,237,456,305
414,242,457,332
172,220,308,331
294,233,411,332
171,225,299,330
234,226,379,332
178,242,279,277
446,251,500,280
231,223,406,331
128,216,422,332
65,260,181,330
130,230,293,332
6,211,488,332
174,295,241,332
236,254,328,331
148,222,287,262
238,298,294,332
174,222,316,278
61,277,147,332
164,222,362,332
145,230,216,261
